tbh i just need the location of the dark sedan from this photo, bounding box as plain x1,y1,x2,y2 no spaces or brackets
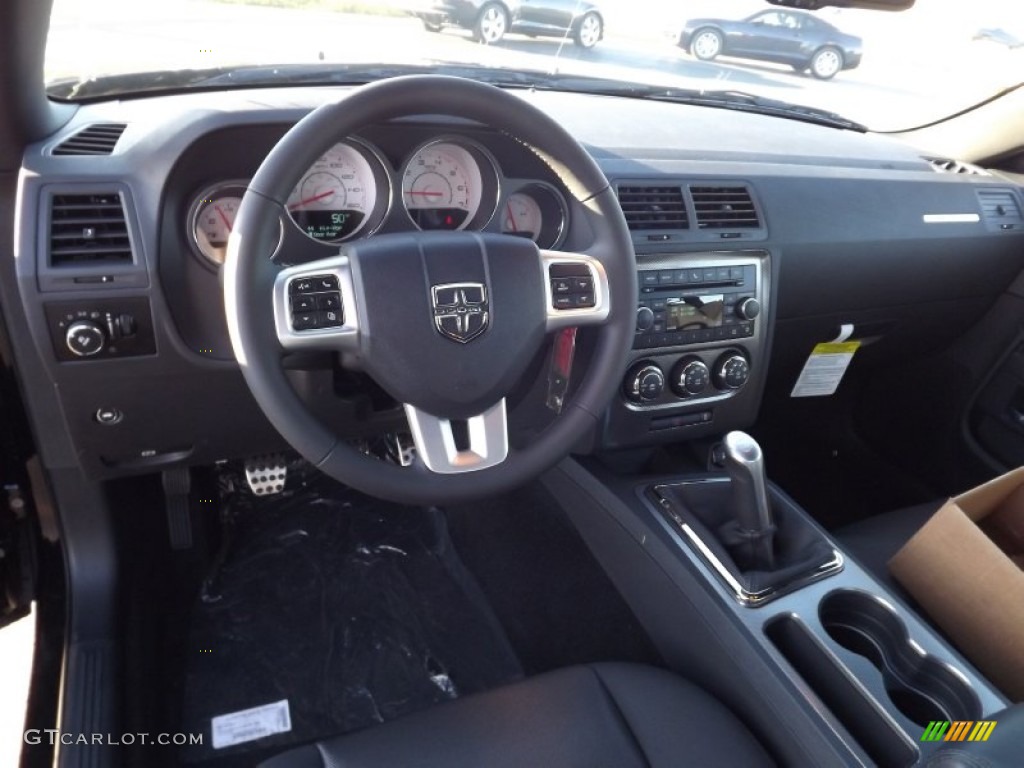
403,0,604,48
676,9,862,80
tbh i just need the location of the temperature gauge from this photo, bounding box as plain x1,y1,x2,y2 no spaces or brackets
500,183,567,249
188,181,250,266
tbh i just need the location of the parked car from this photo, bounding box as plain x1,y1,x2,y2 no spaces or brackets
403,0,604,47
675,9,863,79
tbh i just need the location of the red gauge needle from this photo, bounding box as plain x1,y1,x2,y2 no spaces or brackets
506,202,518,233
288,190,334,209
213,205,232,232
405,190,444,197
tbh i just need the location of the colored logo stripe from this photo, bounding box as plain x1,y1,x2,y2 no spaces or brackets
921,720,997,742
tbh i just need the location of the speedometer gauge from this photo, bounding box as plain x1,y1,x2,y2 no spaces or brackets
402,141,487,231
287,141,378,242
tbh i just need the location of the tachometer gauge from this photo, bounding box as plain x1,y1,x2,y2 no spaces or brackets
287,141,378,242
501,183,568,249
188,181,250,267
402,140,487,231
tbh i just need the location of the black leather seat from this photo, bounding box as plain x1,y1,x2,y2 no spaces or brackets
259,662,774,768
835,501,939,597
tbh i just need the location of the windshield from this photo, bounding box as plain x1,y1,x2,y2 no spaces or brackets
46,0,1024,132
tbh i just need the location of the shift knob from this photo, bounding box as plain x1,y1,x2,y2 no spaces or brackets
722,431,775,570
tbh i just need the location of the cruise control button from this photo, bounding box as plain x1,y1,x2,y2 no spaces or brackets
572,276,593,292
292,312,319,331
551,278,573,294
291,295,316,312
553,295,574,310
316,293,342,311
317,309,343,327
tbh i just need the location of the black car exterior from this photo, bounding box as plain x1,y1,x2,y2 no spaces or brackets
676,9,863,80
403,0,604,48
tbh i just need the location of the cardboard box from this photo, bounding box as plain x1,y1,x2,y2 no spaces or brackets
889,466,1024,701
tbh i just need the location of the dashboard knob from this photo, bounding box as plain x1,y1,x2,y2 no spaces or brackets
714,352,751,390
65,321,106,358
736,297,761,321
624,363,665,403
671,356,711,397
635,306,655,332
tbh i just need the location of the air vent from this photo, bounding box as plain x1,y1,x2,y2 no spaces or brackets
49,193,133,266
690,185,761,229
925,157,989,176
977,189,1023,230
52,123,127,156
617,185,689,230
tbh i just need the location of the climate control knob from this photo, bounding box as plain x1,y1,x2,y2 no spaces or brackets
671,356,711,397
635,306,655,333
65,321,106,358
736,297,761,321
624,362,665,403
714,352,750,390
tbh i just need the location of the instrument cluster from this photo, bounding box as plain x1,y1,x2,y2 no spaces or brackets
186,134,569,268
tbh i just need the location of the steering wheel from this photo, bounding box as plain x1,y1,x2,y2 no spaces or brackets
223,75,637,505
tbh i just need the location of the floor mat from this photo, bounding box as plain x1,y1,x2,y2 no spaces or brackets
180,471,522,765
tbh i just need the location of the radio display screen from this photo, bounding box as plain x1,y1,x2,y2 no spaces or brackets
666,295,724,330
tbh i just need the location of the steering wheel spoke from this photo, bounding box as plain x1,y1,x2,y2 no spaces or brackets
541,249,611,331
272,254,360,352
404,400,509,474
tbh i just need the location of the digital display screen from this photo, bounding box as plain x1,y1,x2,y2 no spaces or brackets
666,295,724,330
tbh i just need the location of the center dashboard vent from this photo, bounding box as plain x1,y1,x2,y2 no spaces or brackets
52,123,127,156
690,185,761,229
49,192,134,266
925,156,989,176
617,185,689,230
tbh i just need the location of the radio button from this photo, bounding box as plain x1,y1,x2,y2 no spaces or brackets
702,268,716,283
674,270,690,284
659,270,676,284
730,266,745,281
739,321,755,337
641,272,660,288
688,269,703,284
737,297,761,320
716,267,731,282
636,307,655,332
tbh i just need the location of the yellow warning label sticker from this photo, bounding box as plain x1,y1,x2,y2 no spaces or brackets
791,341,861,398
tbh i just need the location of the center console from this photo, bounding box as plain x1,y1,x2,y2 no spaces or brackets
603,250,771,447
542,438,1012,768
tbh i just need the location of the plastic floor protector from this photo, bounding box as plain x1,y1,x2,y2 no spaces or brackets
180,469,523,764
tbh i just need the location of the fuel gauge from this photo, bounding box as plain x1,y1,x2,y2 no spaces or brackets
188,181,248,267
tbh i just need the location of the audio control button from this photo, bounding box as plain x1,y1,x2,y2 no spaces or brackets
636,306,655,332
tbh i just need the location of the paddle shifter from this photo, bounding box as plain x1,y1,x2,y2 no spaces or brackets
722,431,776,571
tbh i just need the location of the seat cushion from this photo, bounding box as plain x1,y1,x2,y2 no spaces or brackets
835,501,940,596
258,662,774,768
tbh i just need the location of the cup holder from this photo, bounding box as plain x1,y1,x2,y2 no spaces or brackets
819,589,980,726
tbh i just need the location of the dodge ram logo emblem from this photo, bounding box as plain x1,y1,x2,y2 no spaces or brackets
431,282,489,343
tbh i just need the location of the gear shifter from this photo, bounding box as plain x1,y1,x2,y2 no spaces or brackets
723,431,776,571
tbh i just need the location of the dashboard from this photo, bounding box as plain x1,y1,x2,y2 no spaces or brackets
11,85,1024,478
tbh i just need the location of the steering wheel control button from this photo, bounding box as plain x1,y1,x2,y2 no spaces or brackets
671,357,711,397
291,295,316,312
289,278,315,294
292,312,319,331
316,310,343,328
714,351,751,390
316,293,341,311
94,407,123,425
314,275,339,291
548,262,596,311
65,320,106,357
624,362,666,403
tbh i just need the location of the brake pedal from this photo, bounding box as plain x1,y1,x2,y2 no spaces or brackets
244,454,288,496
